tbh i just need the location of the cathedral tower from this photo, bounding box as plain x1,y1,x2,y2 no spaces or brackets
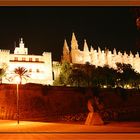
71,32,78,50
70,32,81,63
62,39,71,62
83,39,90,63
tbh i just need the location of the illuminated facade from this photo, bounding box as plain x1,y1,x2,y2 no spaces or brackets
1,33,140,85
62,32,140,73
1,38,53,85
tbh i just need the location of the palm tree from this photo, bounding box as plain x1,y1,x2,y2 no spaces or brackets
13,67,30,84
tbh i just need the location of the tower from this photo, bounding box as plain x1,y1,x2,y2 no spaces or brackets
70,32,80,63
71,32,78,50
83,39,90,63
62,39,71,63
14,38,28,55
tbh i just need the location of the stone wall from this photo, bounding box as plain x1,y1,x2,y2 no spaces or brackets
0,84,87,121
0,84,140,122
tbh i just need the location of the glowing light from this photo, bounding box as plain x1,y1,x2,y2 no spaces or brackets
103,85,107,88
15,76,20,84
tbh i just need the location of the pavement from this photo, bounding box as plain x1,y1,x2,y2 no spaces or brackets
0,120,140,139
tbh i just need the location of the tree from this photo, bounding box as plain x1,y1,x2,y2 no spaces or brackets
116,63,140,88
0,63,8,84
13,67,30,84
90,65,118,88
0,68,6,84
68,67,86,87
53,61,72,86
78,62,95,87
101,65,118,88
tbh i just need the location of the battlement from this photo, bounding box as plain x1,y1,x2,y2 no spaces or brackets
0,49,10,54
43,52,51,56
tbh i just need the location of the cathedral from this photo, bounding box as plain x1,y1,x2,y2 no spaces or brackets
62,32,140,73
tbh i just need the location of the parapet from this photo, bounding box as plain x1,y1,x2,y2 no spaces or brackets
0,49,10,54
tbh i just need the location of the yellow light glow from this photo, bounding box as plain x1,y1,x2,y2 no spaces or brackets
15,76,20,84
103,85,107,88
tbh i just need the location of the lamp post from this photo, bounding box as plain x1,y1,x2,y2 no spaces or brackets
15,76,20,124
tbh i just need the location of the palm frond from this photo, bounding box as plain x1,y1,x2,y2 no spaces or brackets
12,67,30,84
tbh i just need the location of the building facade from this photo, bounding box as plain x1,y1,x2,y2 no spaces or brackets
62,32,140,73
1,33,140,85
1,38,53,85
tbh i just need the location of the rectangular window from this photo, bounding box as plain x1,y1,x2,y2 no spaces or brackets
22,57,26,61
14,57,18,61
29,58,32,62
29,69,32,72
35,58,39,62
36,69,39,73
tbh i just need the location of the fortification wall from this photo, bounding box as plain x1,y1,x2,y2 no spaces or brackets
0,85,139,122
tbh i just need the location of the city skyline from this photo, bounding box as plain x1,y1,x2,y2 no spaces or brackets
0,6,139,60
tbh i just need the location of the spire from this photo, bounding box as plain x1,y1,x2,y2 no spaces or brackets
124,51,127,57
113,48,117,55
62,39,70,62
71,32,78,50
130,51,133,56
105,47,109,55
20,38,23,44
19,38,24,48
98,46,101,53
63,39,70,55
14,38,28,55
136,52,139,58
83,39,89,52
90,46,94,52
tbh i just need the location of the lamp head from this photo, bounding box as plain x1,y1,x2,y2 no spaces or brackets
15,76,20,84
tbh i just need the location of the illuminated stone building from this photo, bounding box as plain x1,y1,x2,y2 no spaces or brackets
62,32,140,73
1,33,140,85
0,38,53,85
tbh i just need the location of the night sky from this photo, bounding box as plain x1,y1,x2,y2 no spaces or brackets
0,7,139,61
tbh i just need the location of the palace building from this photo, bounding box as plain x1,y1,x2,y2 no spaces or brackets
0,38,53,85
62,32,140,73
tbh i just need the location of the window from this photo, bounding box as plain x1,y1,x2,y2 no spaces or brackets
22,57,26,61
14,57,18,61
36,69,39,73
35,58,39,62
29,58,32,62
29,69,32,72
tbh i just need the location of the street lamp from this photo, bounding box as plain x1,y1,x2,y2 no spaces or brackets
15,76,20,124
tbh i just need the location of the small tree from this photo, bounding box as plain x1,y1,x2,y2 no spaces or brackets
116,63,140,88
53,61,72,86
0,68,6,84
68,67,86,87
0,63,8,84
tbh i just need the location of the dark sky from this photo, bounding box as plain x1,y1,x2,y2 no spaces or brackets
0,7,139,61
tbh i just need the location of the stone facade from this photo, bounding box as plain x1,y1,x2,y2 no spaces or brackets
62,32,140,73
0,38,53,85
1,33,140,85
